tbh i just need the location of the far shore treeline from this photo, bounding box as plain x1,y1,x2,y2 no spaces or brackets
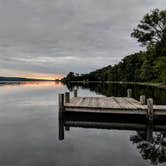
62,9,166,84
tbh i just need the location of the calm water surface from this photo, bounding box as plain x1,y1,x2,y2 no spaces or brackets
0,82,166,166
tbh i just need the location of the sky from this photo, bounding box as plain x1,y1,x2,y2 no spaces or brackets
0,0,166,79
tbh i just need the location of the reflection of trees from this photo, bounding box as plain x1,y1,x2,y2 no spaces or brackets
130,130,166,165
65,82,166,104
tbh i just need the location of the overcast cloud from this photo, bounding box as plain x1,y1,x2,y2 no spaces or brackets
0,0,166,77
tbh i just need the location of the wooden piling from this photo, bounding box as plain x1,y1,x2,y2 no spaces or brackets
140,95,146,105
65,92,70,103
146,123,153,142
74,89,78,97
58,93,64,140
127,89,132,98
147,98,154,122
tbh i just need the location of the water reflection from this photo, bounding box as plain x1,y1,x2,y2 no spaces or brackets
65,82,166,105
1,81,166,165
59,111,166,165
130,131,166,165
0,81,63,88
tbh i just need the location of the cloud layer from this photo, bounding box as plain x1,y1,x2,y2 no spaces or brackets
0,0,166,77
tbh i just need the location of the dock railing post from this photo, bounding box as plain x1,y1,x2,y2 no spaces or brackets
74,89,78,97
58,93,64,140
127,89,132,98
140,95,146,105
65,92,70,103
147,98,154,122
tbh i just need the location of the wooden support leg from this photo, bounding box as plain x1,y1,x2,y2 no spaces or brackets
147,98,154,122
146,123,153,142
58,93,64,140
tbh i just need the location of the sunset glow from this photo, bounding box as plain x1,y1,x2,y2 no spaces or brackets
24,75,64,80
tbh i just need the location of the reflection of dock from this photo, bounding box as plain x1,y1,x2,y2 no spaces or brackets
58,89,166,140
64,121,166,131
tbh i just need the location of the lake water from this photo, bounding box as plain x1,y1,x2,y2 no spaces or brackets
0,81,166,166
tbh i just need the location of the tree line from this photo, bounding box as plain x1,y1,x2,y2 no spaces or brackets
62,9,166,84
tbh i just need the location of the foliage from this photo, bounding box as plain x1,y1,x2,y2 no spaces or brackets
62,9,166,84
131,9,166,47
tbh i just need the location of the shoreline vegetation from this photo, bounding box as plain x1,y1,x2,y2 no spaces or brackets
62,81,166,90
62,9,166,86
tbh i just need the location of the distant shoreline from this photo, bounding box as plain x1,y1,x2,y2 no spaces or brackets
0,80,60,84
0,76,61,82
1,80,166,90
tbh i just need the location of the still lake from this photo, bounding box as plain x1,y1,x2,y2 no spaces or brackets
0,81,166,166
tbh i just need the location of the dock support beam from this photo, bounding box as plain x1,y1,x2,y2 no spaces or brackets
74,89,78,97
146,123,153,142
127,89,132,98
140,95,146,105
58,93,64,140
147,98,154,122
65,92,70,103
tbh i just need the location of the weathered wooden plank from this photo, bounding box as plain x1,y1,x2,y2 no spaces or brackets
122,98,146,119
66,97,77,105
90,97,99,108
95,97,101,108
65,121,146,130
64,97,166,116
154,105,166,110
65,97,82,107
65,97,145,109
65,107,146,114
108,97,122,108
112,97,140,109
79,97,90,107
97,97,108,108
114,97,136,109
65,121,166,131
125,97,146,109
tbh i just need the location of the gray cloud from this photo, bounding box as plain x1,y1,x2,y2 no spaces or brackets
0,0,166,76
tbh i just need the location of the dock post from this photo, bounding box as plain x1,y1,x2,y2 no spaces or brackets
65,92,70,103
140,95,146,105
74,89,78,97
58,93,64,140
127,89,132,98
147,98,154,122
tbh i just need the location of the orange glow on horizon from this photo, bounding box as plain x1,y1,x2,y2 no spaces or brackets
24,74,64,80
0,81,64,92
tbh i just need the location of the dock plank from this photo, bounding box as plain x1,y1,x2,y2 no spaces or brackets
65,97,146,110
112,97,136,109
123,97,146,110
64,96,166,116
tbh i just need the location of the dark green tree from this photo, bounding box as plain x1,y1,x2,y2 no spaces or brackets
131,9,166,47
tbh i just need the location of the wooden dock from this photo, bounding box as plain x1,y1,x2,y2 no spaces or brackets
64,96,166,116
58,89,166,140
59,89,166,119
